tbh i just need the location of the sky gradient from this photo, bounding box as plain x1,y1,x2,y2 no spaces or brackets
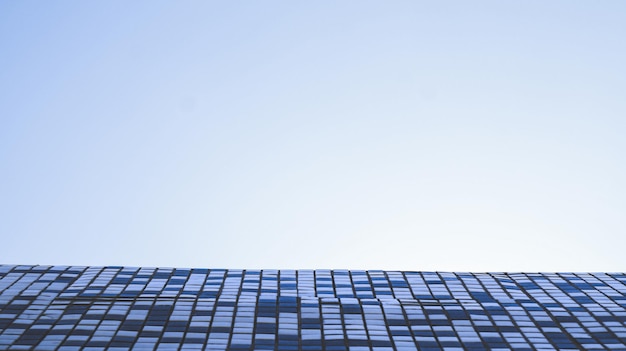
2,1,625,271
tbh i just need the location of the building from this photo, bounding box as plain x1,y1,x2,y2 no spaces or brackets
0,265,625,350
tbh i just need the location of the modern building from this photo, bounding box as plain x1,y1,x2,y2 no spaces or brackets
0,265,625,350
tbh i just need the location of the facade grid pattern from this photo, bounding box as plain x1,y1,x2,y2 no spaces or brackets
0,265,625,350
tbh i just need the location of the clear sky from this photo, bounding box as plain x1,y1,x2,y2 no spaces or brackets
1,1,625,272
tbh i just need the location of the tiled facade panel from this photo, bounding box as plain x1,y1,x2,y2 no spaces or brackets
0,265,625,350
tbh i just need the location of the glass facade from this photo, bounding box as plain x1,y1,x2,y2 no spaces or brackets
0,265,625,350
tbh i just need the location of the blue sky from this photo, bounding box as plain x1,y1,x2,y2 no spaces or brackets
2,1,625,271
